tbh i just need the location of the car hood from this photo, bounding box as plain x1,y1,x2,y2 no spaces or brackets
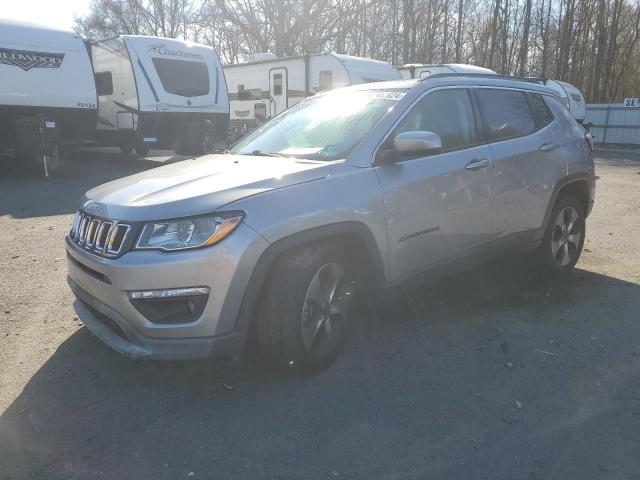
81,154,331,221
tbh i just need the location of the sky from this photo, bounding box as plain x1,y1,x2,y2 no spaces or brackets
3,0,90,30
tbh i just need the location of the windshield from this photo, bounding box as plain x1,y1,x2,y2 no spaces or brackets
230,90,405,161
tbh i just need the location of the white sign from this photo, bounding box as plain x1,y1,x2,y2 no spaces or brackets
624,97,638,107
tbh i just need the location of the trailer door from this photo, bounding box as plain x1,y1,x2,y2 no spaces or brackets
91,38,138,132
269,68,287,115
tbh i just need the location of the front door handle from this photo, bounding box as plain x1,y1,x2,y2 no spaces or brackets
465,158,489,170
539,142,557,152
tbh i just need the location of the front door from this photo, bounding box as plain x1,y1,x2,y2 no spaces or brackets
374,88,496,282
269,68,287,116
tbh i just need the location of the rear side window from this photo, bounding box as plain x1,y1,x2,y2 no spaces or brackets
529,93,554,127
476,89,535,140
151,58,209,97
394,88,478,151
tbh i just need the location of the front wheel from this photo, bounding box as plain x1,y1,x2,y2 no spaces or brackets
538,196,586,274
256,244,357,373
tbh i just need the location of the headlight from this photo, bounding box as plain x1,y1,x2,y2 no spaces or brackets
135,211,244,251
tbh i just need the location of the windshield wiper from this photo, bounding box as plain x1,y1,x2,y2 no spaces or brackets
244,150,281,157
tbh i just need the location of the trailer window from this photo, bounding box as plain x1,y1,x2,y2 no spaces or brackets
151,58,209,97
319,71,332,91
95,71,113,96
273,74,283,95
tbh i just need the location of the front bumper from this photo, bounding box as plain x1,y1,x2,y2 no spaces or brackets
65,223,269,360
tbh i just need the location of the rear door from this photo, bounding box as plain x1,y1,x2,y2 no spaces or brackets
269,68,288,115
474,87,566,238
375,87,496,282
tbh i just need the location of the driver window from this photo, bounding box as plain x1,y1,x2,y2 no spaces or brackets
394,89,478,151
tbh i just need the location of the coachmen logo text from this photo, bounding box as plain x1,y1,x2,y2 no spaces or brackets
149,44,204,61
0,47,64,71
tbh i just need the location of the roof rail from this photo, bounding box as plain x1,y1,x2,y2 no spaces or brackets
419,72,548,84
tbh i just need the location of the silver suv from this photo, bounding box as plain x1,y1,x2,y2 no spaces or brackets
66,75,595,372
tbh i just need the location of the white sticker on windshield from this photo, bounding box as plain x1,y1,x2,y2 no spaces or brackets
367,91,406,100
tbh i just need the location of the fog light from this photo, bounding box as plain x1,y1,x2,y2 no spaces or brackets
129,287,209,324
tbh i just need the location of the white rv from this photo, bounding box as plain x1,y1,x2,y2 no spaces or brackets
397,63,497,79
223,53,402,135
91,36,229,154
544,79,586,123
1,19,230,173
0,19,97,167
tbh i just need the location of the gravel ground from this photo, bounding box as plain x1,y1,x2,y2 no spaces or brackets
0,149,639,480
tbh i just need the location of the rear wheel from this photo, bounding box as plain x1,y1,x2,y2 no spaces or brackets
256,244,357,373
539,196,585,274
134,142,150,157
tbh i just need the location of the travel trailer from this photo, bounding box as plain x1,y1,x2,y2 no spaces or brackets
0,19,97,172
223,53,402,135
544,79,586,123
91,35,229,155
397,63,497,79
0,19,230,174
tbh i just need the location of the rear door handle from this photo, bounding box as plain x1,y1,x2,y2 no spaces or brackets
539,142,557,152
465,158,489,170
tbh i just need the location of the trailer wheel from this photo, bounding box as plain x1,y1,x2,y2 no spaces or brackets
119,137,135,156
134,142,150,157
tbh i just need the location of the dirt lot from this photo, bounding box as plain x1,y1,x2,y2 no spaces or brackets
1,149,639,480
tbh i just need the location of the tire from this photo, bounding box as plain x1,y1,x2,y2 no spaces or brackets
538,195,586,274
256,244,357,373
134,142,150,157
119,137,135,156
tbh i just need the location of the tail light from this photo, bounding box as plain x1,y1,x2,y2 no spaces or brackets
585,132,594,152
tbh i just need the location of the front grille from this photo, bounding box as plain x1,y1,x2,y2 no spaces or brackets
69,211,132,258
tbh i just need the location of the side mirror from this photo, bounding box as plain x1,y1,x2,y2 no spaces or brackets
393,131,442,158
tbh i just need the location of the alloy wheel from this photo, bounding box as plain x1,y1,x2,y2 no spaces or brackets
301,262,350,358
551,206,582,266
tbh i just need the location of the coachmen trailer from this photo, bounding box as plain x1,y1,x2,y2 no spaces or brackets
397,63,497,79
0,19,97,173
91,36,229,155
223,52,402,135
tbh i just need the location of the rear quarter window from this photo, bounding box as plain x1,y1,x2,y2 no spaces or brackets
528,93,554,128
476,89,536,141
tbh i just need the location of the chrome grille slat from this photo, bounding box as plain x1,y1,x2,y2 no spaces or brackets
95,221,113,253
107,224,131,256
85,219,100,248
69,211,132,258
